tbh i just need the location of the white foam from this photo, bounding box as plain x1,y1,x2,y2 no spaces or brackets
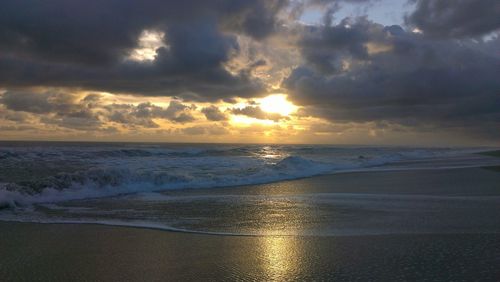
0,144,498,207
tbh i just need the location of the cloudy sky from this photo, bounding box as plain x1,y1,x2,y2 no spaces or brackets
0,0,498,145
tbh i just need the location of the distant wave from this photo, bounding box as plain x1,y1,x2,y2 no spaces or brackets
0,156,339,208
0,144,494,208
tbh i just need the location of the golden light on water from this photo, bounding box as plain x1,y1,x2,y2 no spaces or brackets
260,236,301,280
255,196,309,280
259,94,297,116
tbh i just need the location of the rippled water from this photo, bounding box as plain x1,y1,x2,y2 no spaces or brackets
0,142,492,207
1,142,499,236
2,163,500,236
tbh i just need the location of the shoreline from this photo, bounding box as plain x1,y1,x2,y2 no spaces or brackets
1,166,500,280
1,166,500,236
1,146,499,211
1,221,499,281
4,220,500,238
3,158,500,210
3,219,500,238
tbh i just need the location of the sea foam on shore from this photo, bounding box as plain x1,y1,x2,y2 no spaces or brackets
1,142,497,207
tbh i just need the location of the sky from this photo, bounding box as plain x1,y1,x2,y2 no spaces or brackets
0,0,499,146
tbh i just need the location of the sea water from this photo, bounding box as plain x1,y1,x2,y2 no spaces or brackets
1,141,499,235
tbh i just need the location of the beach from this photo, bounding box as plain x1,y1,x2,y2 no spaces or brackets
1,222,499,281
1,166,500,281
2,0,499,280
2,0,498,279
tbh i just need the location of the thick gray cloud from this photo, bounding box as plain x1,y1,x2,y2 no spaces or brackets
300,17,384,74
0,0,289,101
41,115,103,131
102,100,197,128
0,0,499,143
133,101,196,123
285,17,500,140
201,106,228,121
0,90,198,130
0,90,109,131
0,0,286,65
0,90,106,130
406,0,500,38
1,90,81,114
0,21,264,101
106,107,159,129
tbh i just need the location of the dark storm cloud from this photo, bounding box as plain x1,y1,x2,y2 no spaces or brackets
223,0,289,39
1,0,499,142
0,53,264,101
300,17,384,74
0,0,288,100
285,17,500,139
406,0,500,38
0,0,286,64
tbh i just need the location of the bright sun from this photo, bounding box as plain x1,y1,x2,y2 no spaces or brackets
259,94,297,116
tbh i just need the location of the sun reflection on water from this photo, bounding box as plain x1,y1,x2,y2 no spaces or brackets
260,236,302,281
256,195,308,280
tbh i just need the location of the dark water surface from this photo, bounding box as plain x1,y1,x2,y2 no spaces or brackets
2,141,497,208
1,222,499,281
1,167,500,281
3,168,500,236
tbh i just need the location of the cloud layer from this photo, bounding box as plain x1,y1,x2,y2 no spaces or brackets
285,17,500,139
0,0,498,144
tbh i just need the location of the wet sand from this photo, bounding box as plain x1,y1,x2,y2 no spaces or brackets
1,167,500,281
1,222,499,281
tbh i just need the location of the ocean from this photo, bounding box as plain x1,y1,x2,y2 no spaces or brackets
1,141,499,236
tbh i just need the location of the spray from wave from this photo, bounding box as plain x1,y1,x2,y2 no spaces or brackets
0,142,493,208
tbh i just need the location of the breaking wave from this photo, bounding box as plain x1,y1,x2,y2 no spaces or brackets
0,142,493,208
0,156,334,208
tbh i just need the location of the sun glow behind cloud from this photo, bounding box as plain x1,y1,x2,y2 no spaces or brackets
1,0,498,146
128,30,167,62
230,115,275,125
259,94,297,116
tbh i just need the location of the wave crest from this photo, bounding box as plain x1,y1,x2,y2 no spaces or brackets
0,144,477,208
0,156,334,208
